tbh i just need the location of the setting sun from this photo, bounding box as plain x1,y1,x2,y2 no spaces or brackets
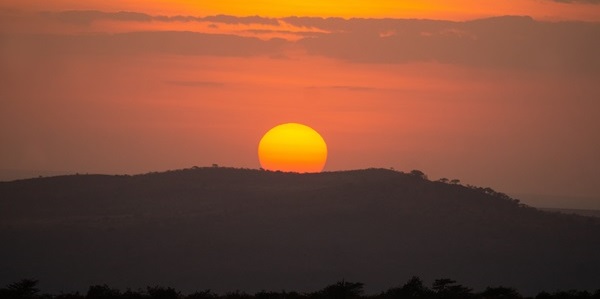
258,123,328,173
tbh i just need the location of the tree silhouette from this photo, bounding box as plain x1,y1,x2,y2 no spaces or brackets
254,290,287,299
147,286,181,299
54,294,84,299
319,280,364,299
384,276,433,299
222,290,252,299
2,279,40,299
3,278,600,299
188,290,217,299
410,170,428,180
479,286,522,299
87,284,121,299
432,279,472,299
535,291,553,299
122,289,146,299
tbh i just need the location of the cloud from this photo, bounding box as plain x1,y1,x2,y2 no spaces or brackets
307,85,379,91
7,12,600,75
282,17,452,34
165,80,226,87
42,10,279,26
202,14,279,25
550,0,600,3
2,31,288,57
294,16,600,74
41,10,153,25
244,29,326,37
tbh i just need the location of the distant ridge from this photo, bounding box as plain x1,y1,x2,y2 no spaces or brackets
540,207,600,218
1,167,599,295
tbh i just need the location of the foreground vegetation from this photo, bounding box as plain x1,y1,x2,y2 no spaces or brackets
2,277,600,299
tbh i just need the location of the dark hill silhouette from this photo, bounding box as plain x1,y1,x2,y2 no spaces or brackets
1,168,599,295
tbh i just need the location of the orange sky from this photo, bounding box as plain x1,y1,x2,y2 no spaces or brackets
2,0,600,21
1,0,599,208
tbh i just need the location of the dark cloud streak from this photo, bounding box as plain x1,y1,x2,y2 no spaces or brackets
551,0,600,4
42,10,152,24
202,14,279,25
11,12,600,75
43,10,279,26
295,16,600,74
165,80,226,87
1,31,287,57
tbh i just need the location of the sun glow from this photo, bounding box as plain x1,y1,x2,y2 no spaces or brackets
186,0,437,18
258,123,328,173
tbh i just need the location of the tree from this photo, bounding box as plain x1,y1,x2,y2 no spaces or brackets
402,277,432,298
4,279,40,299
187,290,217,299
385,276,432,299
255,290,284,299
122,289,146,299
480,286,522,299
483,187,496,194
87,285,121,299
410,170,428,180
147,286,181,299
432,279,472,299
319,280,364,299
534,291,552,299
54,294,84,299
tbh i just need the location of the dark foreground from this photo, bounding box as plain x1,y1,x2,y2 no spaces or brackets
2,168,600,295
2,278,600,299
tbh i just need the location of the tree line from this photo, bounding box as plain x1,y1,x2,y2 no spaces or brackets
2,277,599,299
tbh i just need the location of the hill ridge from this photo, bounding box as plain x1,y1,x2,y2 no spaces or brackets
1,167,599,295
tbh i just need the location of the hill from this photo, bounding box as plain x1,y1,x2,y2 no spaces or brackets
1,167,599,295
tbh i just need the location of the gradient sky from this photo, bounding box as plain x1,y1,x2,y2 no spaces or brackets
1,1,599,208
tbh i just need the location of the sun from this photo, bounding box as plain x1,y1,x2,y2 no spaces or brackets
258,123,328,173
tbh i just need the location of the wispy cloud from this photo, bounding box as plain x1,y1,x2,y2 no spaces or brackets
307,85,379,91
165,80,226,87
42,10,279,26
202,15,279,25
7,12,600,75
295,16,600,74
2,31,287,57
42,10,152,24
550,0,600,4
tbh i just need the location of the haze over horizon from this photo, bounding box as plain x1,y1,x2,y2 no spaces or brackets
1,1,599,208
